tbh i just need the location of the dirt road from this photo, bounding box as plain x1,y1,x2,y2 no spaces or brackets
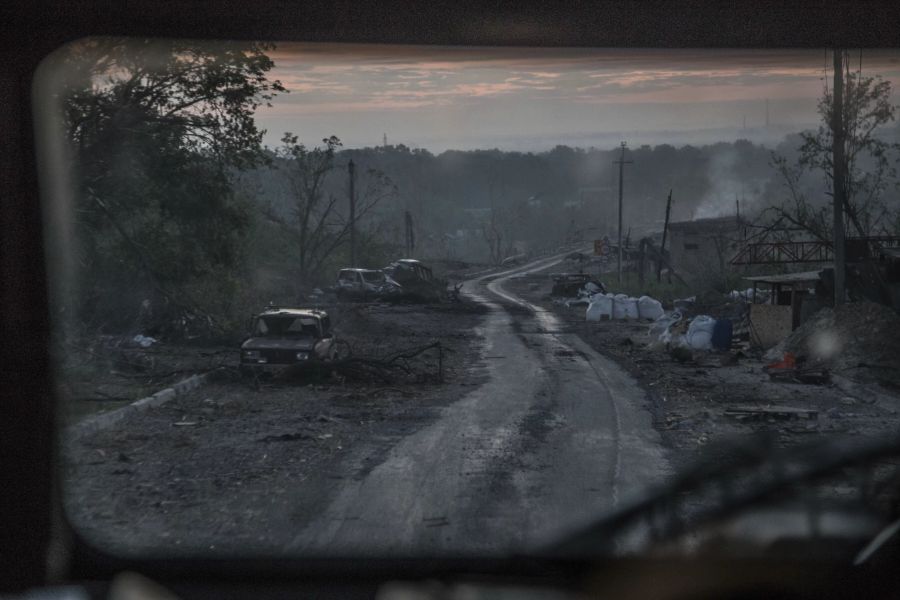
288,254,670,556
64,254,670,557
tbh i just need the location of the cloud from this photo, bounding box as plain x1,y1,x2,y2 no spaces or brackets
254,44,900,149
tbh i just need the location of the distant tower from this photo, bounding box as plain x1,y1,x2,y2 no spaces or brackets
383,133,388,147
765,99,770,127
742,115,746,130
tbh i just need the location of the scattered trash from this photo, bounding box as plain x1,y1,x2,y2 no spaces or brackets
649,311,682,343
771,368,831,385
551,273,605,298
724,405,818,422
132,334,158,348
718,352,741,367
764,302,900,387
726,288,771,303
673,296,696,311
583,281,603,295
172,421,198,426
259,432,312,443
766,352,797,371
669,346,693,363
566,297,592,308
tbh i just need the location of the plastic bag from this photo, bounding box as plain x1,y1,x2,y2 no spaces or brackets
681,315,716,350
582,281,602,296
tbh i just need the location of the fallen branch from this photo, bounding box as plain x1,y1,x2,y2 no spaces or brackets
330,341,444,383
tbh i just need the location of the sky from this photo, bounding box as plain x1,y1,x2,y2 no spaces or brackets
255,45,900,153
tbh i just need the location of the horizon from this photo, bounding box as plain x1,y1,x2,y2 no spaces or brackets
256,45,900,153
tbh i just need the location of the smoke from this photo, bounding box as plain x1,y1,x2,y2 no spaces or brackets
693,148,747,219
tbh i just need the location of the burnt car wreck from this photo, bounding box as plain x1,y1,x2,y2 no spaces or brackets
382,259,445,302
335,268,401,300
240,307,336,375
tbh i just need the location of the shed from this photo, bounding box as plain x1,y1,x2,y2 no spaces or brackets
878,248,900,308
667,216,748,278
742,269,827,348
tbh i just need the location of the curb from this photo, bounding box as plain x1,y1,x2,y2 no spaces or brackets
67,368,226,440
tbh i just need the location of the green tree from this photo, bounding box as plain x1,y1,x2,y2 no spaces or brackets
60,38,285,335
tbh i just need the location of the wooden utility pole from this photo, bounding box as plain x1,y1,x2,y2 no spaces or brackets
614,141,633,283
348,160,357,266
832,49,847,306
404,210,415,256
657,189,672,283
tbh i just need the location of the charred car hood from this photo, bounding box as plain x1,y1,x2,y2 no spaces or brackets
242,336,315,351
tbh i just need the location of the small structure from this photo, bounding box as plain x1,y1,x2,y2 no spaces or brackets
667,216,748,278
742,269,827,349
878,248,900,310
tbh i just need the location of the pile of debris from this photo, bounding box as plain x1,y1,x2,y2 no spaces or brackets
767,301,900,388
586,294,665,321
550,273,605,300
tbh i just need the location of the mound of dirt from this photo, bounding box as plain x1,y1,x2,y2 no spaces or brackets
768,301,900,388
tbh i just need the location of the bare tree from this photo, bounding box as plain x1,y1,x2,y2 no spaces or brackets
764,54,899,239
266,133,397,286
480,174,521,265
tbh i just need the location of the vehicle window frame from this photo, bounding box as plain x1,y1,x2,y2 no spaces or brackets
8,1,898,592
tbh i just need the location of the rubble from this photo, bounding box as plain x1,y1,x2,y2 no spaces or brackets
550,273,605,298
766,301,900,387
502,267,900,475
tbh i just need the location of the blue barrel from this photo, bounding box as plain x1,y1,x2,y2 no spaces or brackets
711,318,733,351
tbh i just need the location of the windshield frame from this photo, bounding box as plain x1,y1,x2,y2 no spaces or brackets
16,0,900,591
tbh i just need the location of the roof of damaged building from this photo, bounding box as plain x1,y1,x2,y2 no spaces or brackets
879,248,900,261
667,215,748,234
259,307,327,318
742,269,827,285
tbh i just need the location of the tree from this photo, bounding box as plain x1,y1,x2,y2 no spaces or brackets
480,174,519,265
58,38,284,335
766,54,899,240
265,133,397,288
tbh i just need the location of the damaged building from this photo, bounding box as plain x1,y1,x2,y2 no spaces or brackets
667,216,749,279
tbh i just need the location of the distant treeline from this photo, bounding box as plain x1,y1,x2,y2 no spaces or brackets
240,136,812,263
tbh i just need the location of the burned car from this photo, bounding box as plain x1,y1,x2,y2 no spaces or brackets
550,272,605,297
240,307,336,374
382,259,444,302
335,268,400,300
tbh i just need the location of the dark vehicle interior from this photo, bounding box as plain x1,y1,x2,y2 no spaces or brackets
256,316,320,337
4,2,900,599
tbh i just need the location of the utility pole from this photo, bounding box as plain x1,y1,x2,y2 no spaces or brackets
657,189,672,283
348,160,356,266
832,49,847,306
765,98,770,127
614,141,633,283
404,210,415,256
